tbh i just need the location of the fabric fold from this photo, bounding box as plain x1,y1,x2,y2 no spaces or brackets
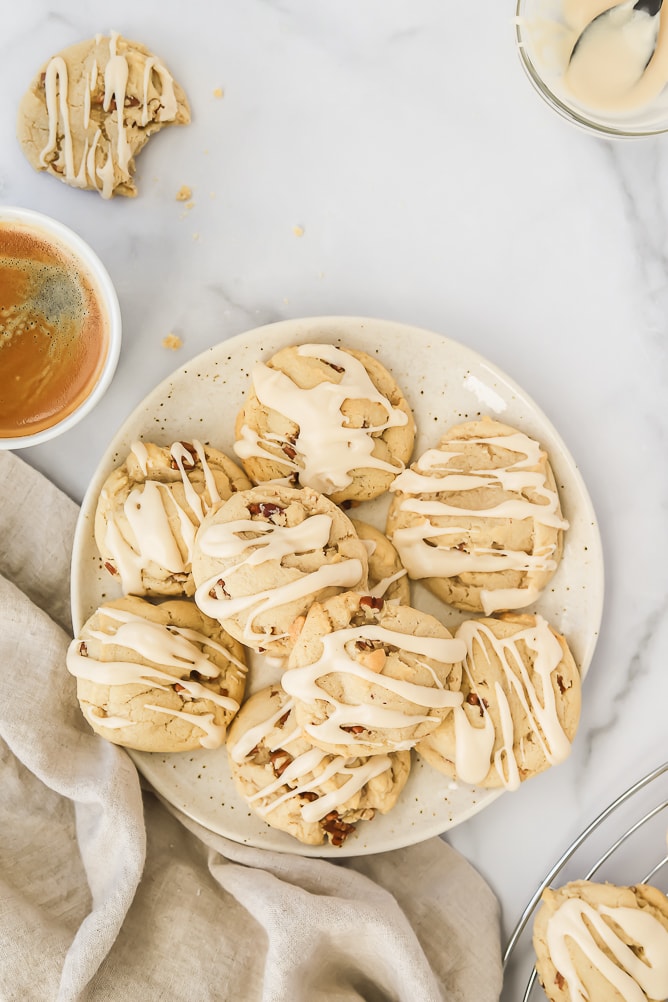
0,451,503,1002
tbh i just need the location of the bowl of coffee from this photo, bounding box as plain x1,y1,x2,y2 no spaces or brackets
0,207,121,449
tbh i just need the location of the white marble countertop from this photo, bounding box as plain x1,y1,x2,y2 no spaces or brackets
2,1,667,995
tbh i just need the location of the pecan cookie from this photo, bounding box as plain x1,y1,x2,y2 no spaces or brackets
350,518,411,605
227,684,411,847
387,416,568,614
532,880,668,1002
95,439,251,597
416,613,580,789
192,484,368,657
17,31,190,198
67,595,247,752
282,591,464,757
233,342,415,503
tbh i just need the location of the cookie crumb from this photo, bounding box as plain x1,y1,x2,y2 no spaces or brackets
176,185,192,201
162,333,183,351
292,225,305,237
213,87,224,99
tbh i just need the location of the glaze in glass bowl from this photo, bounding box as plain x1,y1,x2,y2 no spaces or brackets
516,0,668,138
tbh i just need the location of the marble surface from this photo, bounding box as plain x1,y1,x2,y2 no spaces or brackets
2,0,668,994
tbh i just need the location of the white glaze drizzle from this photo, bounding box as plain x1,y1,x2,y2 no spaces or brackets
194,513,364,646
229,694,394,823
233,344,409,494
67,605,245,747
38,31,178,199
281,624,464,748
390,431,569,614
545,896,668,1001
102,439,220,594
145,704,225,749
451,617,572,790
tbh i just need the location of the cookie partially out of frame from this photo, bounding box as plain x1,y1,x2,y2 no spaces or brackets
532,880,668,1002
67,595,247,752
387,416,568,615
17,31,190,198
94,439,251,598
282,590,464,757
416,613,580,790
227,684,411,847
233,342,415,503
192,484,368,658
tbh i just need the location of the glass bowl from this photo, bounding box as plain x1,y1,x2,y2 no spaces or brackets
515,0,668,138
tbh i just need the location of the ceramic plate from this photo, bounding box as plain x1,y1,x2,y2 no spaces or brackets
71,316,604,857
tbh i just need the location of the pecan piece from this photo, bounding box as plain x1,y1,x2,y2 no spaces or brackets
104,561,118,576
341,724,365,735
321,811,356,846
466,691,489,716
79,642,88,657
269,749,293,777
248,502,285,522
360,595,384,611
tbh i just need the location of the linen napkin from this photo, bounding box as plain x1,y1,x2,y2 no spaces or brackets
0,450,503,1002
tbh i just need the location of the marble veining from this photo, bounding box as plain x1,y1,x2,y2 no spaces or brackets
1,0,667,976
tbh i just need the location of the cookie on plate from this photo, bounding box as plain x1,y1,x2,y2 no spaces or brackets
386,416,568,614
67,595,248,752
416,613,580,790
17,31,190,198
532,880,668,1002
350,518,411,605
282,590,464,757
192,484,369,657
95,439,251,598
233,342,415,503
227,684,411,847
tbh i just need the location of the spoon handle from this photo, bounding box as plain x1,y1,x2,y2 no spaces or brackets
634,0,663,15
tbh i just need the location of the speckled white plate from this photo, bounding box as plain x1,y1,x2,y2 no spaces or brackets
71,316,604,857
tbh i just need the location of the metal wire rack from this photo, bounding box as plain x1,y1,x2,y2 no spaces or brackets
501,761,668,1001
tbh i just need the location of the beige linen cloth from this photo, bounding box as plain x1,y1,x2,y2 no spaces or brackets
0,450,502,1002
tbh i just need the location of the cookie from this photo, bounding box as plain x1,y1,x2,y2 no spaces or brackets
17,31,190,198
192,484,369,657
386,416,568,614
532,880,668,1002
227,684,411,847
233,342,415,503
350,518,411,605
94,439,251,597
282,591,464,757
66,595,247,752
416,613,580,789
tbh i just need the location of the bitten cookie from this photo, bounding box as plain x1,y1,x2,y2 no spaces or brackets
282,590,464,757
192,484,369,657
350,518,411,605
95,439,251,597
226,684,411,847
532,880,668,1002
233,342,415,503
386,416,568,614
66,595,247,752
415,613,580,789
17,31,190,198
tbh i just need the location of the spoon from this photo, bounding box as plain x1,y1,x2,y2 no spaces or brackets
570,0,664,64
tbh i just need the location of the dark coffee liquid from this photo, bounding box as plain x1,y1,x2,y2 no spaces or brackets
0,222,109,437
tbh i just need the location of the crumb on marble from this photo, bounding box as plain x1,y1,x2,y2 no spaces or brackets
162,333,183,351
176,185,192,201
213,87,224,99
293,225,305,237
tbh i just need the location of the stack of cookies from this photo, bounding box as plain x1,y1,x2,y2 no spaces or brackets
69,341,583,848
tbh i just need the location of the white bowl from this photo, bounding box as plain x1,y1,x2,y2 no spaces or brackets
0,206,122,449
